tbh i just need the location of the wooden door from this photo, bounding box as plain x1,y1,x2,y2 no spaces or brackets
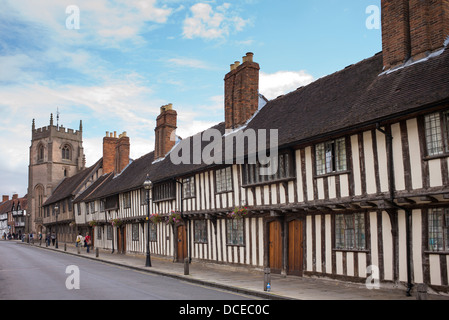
269,220,282,273
288,220,303,276
177,225,187,262
117,226,126,254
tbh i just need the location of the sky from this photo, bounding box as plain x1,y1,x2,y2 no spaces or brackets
0,0,382,198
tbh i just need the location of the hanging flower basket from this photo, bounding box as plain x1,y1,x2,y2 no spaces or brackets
149,213,162,224
89,220,98,227
69,221,76,227
166,211,182,225
228,207,248,220
111,218,123,227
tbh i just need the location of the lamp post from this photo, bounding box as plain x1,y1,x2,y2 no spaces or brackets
143,175,153,267
54,203,59,249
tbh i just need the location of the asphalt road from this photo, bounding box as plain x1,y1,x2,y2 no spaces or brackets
0,241,256,301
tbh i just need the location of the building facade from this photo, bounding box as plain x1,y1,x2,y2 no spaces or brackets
0,194,28,238
40,1,449,295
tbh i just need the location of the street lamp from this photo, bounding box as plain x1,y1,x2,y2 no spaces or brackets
54,203,59,249
143,175,153,267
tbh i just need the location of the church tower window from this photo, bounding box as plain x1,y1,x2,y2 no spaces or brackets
62,145,71,160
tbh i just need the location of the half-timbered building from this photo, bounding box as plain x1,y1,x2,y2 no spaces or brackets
49,1,449,294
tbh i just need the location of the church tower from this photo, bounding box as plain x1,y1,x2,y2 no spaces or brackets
27,114,85,233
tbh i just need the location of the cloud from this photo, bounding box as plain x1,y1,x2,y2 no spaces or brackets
259,70,315,100
183,3,249,40
2,0,173,48
0,54,38,83
167,57,213,70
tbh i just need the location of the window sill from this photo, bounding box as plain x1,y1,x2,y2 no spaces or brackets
215,190,233,195
332,248,370,253
424,250,449,255
152,197,176,203
314,170,351,179
423,153,449,161
242,177,295,188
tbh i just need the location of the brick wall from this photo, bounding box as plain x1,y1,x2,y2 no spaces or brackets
381,0,411,69
103,133,117,174
382,0,449,69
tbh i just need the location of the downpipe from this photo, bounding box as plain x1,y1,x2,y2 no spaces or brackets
376,124,413,297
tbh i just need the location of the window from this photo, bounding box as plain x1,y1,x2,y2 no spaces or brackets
425,110,449,156
227,219,244,246
132,224,139,241
216,167,233,193
242,152,293,186
35,185,44,218
149,224,157,242
90,202,95,213
428,208,449,252
335,213,366,250
316,138,347,175
38,144,45,162
194,220,208,243
123,193,131,208
85,203,90,215
107,225,113,240
100,199,105,212
62,145,71,160
97,226,102,240
183,176,195,198
105,195,119,210
153,181,176,202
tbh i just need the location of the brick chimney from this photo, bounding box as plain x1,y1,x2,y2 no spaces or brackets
103,131,118,174
382,0,449,69
2,195,9,202
116,132,130,173
154,104,177,160
103,131,130,174
12,194,18,200
224,52,260,130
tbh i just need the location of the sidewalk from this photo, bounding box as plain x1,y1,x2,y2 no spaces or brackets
19,241,449,300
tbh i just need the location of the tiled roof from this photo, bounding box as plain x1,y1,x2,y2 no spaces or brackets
71,48,449,201
43,158,103,206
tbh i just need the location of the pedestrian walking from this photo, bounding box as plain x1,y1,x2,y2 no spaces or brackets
76,233,83,247
51,232,56,246
38,232,42,246
85,232,91,253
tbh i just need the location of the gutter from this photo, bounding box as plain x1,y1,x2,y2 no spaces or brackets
376,123,413,297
